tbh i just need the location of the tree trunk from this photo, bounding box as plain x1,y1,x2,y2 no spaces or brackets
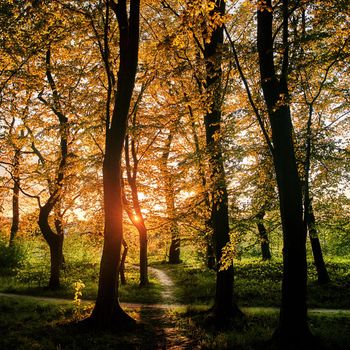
307,203,330,284
257,1,313,344
120,239,128,285
256,210,271,260
89,0,140,326
161,132,181,264
168,224,181,264
139,225,149,285
38,205,64,289
203,0,241,324
9,149,20,246
124,136,149,286
188,103,215,268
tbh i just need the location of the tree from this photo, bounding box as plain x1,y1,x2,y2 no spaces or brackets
202,0,242,324
160,131,181,264
256,0,314,345
89,0,140,325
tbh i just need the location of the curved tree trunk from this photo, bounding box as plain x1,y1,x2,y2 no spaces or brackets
89,0,140,325
38,204,64,289
9,149,20,247
34,48,69,289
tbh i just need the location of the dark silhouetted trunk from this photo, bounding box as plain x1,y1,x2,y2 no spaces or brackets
256,210,271,260
161,133,181,264
257,0,313,344
306,202,330,284
203,0,241,323
90,0,140,325
120,239,128,285
188,102,215,268
9,149,20,246
35,48,68,289
124,135,149,286
38,204,64,289
303,87,330,285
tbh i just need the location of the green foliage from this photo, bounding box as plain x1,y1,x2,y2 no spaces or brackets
0,237,24,272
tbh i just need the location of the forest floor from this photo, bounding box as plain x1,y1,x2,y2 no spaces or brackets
1,266,350,349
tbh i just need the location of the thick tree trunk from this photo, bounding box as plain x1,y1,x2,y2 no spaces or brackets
89,0,140,326
257,1,313,344
48,234,64,289
256,210,271,260
307,204,330,284
38,205,64,289
203,0,241,324
9,149,20,246
206,237,216,269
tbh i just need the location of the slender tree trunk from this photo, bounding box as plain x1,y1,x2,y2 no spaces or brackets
120,239,128,285
307,203,330,284
161,133,181,264
203,0,241,324
124,136,149,286
188,103,215,268
138,225,149,285
9,149,20,246
34,48,69,290
257,1,313,344
168,224,181,264
89,0,140,325
256,210,271,260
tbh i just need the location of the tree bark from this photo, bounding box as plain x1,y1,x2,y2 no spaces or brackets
188,103,215,268
120,239,128,285
307,203,330,284
257,0,313,344
256,209,271,260
203,0,241,324
9,149,20,246
35,48,68,289
38,204,64,289
90,0,140,325
124,136,149,286
160,133,181,264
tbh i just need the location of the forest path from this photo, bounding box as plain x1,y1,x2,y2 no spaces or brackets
1,292,350,316
148,265,177,304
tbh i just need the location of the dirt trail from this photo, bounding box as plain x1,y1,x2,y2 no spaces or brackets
148,266,176,303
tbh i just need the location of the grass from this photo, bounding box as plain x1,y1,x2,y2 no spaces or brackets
173,306,350,349
0,296,176,350
0,233,163,304
1,296,349,350
159,257,350,309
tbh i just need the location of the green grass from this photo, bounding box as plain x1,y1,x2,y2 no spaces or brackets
1,296,349,350
160,258,350,309
0,233,163,304
0,296,174,350
173,306,350,350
